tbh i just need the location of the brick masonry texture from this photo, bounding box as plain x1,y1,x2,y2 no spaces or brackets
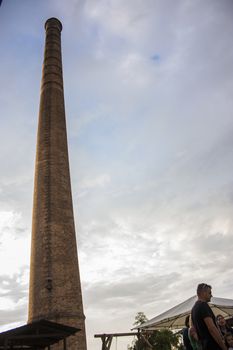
28,18,87,350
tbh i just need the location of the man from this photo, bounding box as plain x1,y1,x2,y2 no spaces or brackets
191,283,227,350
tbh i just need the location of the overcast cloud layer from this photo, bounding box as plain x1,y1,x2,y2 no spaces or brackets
0,1,233,349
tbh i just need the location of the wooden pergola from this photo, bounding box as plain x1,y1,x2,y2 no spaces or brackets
94,332,140,350
94,330,156,350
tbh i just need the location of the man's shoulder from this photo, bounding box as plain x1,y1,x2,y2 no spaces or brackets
192,300,205,311
192,300,212,319
192,300,210,310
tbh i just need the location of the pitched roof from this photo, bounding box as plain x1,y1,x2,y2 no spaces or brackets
0,319,80,349
135,296,233,330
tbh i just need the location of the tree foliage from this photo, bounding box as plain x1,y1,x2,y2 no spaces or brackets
129,312,182,350
133,312,148,327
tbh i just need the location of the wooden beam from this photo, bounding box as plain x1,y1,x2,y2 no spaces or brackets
95,332,139,338
5,334,66,340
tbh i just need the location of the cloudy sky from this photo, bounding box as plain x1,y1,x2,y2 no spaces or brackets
1,0,233,349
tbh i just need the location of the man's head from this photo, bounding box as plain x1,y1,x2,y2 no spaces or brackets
216,314,226,327
196,283,212,302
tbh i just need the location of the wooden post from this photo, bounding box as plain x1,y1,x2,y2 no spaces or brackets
63,338,67,350
101,335,113,350
4,338,8,350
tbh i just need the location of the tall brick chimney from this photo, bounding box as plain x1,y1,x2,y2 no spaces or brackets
28,18,87,350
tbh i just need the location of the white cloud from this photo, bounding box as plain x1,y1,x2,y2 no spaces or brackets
80,173,111,190
0,211,30,276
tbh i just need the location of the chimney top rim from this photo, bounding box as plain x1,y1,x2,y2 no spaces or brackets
45,18,62,32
